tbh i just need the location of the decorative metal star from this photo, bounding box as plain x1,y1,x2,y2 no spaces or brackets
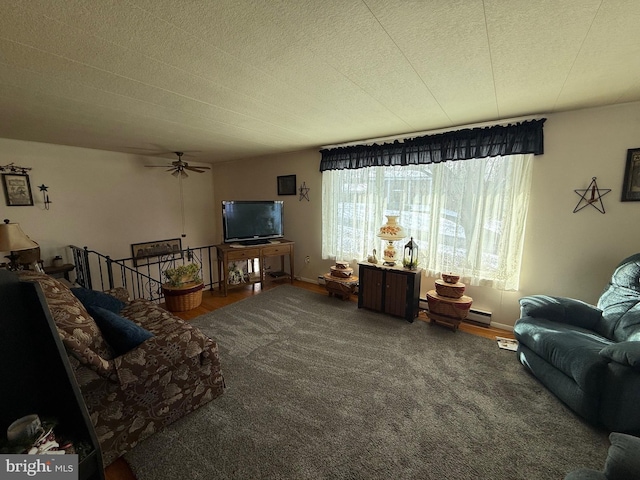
299,181,310,201
38,184,49,192
573,177,611,214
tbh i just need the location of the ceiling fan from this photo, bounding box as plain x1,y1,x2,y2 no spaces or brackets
145,151,211,239
145,151,210,178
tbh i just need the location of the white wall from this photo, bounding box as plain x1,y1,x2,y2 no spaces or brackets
211,149,322,281
0,142,216,264
512,102,640,321
2,100,639,328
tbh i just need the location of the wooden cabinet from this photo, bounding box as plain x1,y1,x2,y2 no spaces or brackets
358,263,422,322
360,266,383,312
0,270,104,480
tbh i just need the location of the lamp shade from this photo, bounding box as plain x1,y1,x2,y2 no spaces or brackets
0,219,38,252
377,215,406,240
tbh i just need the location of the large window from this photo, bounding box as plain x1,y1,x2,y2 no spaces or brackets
321,154,533,291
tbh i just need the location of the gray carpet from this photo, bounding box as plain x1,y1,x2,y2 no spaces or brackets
125,285,610,479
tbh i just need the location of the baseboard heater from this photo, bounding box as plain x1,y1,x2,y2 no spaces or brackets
419,298,492,327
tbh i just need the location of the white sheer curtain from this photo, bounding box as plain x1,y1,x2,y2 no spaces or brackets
321,154,533,290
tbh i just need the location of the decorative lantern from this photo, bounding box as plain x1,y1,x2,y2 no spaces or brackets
377,215,406,266
403,237,418,270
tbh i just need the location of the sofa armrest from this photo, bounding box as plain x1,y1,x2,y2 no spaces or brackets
600,342,640,371
113,329,210,386
603,432,640,480
103,287,130,303
519,295,602,330
564,433,640,480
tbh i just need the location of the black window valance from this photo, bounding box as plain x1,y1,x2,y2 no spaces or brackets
319,118,546,172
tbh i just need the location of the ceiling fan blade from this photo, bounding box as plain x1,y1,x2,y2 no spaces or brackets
126,146,201,158
184,166,209,173
145,165,172,168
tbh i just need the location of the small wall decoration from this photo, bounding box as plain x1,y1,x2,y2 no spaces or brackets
573,177,611,214
2,173,34,206
39,184,52,210
298,181,310,201
277,175,296,195
621,147,640,202
131,238,183,266
0,163,31,175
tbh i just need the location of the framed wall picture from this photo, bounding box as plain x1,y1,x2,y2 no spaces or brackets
277,175,296,195
621,147,640,202
2,174,34,206
131,238,183,267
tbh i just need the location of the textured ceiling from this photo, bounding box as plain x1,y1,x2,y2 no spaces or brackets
1,0,639,163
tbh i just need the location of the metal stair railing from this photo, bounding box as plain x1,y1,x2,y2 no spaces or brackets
69,244,217,302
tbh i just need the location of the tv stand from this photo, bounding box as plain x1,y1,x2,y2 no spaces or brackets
215,239,295,296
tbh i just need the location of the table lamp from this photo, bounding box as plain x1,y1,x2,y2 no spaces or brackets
0,219,39,270
377,215,406,266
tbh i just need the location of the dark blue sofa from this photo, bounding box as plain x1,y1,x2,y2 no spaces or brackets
514,253,640,433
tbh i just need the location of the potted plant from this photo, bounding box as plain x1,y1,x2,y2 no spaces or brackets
161,263,204,312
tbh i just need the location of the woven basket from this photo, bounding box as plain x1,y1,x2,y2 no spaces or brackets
434,279,466,298
426,290,472,320
162,282,204,312
441,273,460,284
330,266,354,278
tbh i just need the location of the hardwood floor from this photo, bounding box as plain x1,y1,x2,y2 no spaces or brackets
105,278,514,480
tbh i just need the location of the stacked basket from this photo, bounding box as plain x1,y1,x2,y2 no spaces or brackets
329,261,354,278
323,261,358,300
425,274,472,331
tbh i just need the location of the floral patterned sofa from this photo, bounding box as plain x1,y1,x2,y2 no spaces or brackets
17,270,225,466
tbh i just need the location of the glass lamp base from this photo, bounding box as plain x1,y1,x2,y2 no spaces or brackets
382,241,397,265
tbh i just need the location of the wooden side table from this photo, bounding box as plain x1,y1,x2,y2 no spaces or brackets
323,273,358,300
215,240,294,296
43,263,75,282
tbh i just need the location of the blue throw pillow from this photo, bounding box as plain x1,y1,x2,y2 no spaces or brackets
87,306,153,356
71,287,125,314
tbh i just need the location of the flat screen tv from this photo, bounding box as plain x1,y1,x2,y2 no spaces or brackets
222,200,284,244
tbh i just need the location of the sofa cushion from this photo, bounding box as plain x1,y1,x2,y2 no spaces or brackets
71,287,125,314
16,271,115,374
515,316,612,394
612,301,640,342
597,253,640,341
88,306,153,356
